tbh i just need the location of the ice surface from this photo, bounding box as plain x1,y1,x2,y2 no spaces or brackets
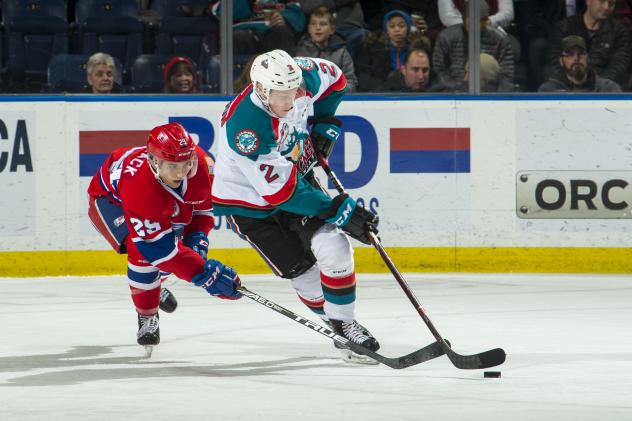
1,273,631,420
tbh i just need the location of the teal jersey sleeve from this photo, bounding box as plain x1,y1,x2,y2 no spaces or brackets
295,57,347,118
225,98,277,161
313,83,346,117
275,176,332,216
219,90,333,218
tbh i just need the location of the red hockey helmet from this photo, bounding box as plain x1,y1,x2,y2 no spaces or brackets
147,122,195,162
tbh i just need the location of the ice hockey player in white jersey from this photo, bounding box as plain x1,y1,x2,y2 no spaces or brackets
212,49,380,363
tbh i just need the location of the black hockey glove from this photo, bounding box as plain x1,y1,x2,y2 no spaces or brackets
309,116,342,161
319,194,379,245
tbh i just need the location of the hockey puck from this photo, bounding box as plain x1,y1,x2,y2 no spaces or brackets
484,371,501,378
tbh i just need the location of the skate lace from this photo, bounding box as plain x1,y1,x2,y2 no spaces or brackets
138,315,159,338
342,321,371,344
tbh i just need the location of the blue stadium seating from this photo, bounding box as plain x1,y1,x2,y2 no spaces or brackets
204,56,220,93
129,54,173,93
150,0,218,70
75,0,143,80
47,53,123,93
2,0,69,86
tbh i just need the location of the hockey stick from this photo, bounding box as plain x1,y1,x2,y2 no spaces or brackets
238,286,447,369
316,155,506,370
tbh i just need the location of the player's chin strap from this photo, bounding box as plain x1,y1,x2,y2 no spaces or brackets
316,154,506,370
147,154,162,179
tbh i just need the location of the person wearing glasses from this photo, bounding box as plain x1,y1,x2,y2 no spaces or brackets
539,35,621,92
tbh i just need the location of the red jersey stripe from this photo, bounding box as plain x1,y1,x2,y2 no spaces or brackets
262,165,298,206
210,195,275,210
320,72,347,99
321,272,356,289
222,84,253,126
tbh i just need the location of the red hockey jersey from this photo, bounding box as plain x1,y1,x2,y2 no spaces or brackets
88,145,214,281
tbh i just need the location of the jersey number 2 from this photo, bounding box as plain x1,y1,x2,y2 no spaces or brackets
130,218,161,237
259,164,279,183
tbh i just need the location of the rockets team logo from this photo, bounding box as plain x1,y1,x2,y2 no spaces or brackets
294,57,315,71
234,129,259,155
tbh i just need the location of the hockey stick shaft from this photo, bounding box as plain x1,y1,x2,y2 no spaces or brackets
316,155,505,369
237,285,446,369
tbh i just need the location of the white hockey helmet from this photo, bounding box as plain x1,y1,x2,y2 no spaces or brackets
250,49,302,106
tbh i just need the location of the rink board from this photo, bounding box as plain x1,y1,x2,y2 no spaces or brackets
1,94,632,275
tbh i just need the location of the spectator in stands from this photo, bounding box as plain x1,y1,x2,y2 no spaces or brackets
438,0,514,30
356,9,430,91
86,53,121,94
300,1,368,60
523,0,576,91
439,0,521,71
614,0,632,33
378,46,441,92
464,53,502,92
379,1,443,41
433,0,514,92
539,35,621,91
163,56,200,94
217,0,305,56
548,0,631,88
296,6,358,91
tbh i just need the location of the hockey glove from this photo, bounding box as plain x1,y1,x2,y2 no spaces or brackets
319,194,379,245
309,116,342,160
192,259,242,300
183,231,209,260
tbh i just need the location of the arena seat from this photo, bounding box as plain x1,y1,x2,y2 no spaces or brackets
47,53,123,93
75,0,143,81
150,0,218,70
129,54,173,93
2,0,68,87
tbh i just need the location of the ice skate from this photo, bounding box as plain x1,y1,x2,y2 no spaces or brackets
329,319,380,365
137,313,160,358
159,287,178,313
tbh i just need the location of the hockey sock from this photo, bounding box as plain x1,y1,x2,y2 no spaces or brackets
296,293,326,316
321,271,356,320
130,286,160,315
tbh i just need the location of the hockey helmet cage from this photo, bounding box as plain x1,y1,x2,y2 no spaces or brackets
250,49,302,104
147,122,196,162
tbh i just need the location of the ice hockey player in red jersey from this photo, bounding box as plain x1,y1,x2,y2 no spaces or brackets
88,122,242,355
212,50,380,363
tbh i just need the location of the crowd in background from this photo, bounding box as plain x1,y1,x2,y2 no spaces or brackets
0,0,630,94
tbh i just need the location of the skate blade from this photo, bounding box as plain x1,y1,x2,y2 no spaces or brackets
338,348,379,365
144,345,154,358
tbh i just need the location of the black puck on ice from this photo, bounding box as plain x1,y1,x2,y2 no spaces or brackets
484,371,501,378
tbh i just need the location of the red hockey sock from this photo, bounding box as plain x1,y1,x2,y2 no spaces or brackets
129,286,160,315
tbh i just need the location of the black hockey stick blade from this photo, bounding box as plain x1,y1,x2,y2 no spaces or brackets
353,339,447,369
382,339,451,369
238,286,447,369
316,155,507,371
443,342,506,369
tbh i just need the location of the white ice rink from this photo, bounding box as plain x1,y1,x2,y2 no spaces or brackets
1,273,631,420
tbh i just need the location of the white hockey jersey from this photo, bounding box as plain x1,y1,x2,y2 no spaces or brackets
212,57,347,218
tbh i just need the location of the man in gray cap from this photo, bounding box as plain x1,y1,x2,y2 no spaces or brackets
432,0,515,91
539,35,621,92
